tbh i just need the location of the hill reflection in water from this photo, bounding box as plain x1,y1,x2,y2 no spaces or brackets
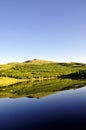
0,79,86,99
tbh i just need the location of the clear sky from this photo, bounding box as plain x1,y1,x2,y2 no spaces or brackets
0,0,86,63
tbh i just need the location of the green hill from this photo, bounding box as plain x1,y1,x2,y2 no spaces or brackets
24,59,56,64
0,59,86,86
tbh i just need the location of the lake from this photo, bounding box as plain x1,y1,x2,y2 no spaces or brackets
0,79,86,129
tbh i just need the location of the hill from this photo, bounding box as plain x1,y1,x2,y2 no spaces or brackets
0,59,86,86
24,59,56,64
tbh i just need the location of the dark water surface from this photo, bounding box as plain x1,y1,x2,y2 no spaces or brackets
0,86,86,129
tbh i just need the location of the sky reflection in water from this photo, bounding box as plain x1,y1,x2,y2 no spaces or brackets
0,86,86,129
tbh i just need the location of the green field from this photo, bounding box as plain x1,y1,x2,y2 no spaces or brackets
0,59,86,86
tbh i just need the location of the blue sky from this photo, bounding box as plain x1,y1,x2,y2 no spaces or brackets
0,0,86,63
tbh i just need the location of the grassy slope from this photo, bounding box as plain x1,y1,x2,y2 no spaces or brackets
0,59,86,86
0,77,30,87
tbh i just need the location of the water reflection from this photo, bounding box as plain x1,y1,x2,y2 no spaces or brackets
0,79,86,98
0,85,86,129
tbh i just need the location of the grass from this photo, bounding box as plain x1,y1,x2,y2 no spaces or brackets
0,77,29,87
0,59,86,86
25,59,56,64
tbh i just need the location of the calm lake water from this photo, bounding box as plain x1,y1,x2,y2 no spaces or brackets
0,84,86,130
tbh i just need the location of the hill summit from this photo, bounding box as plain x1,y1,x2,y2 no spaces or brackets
24,59,56,64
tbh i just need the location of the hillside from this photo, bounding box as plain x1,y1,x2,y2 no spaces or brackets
0,59,86,86
24,59,56,64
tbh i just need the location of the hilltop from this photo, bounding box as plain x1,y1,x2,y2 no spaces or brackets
24,59,56,64
0,59,86,86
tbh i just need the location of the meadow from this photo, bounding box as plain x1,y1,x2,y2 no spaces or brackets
0,59,86,87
